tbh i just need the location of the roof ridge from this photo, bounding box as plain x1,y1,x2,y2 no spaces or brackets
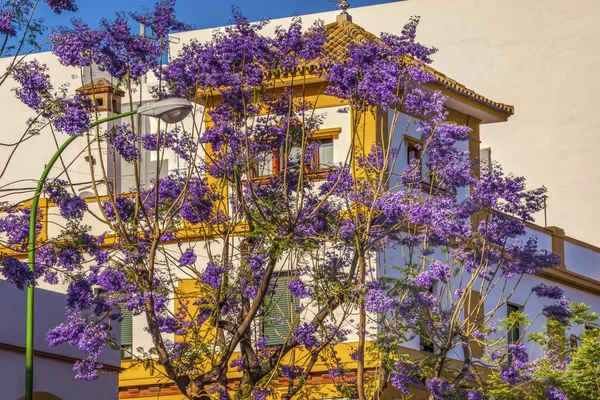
316,17,514,116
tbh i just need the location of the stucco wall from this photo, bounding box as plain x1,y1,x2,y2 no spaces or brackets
171,0,600,246
0,280,119,400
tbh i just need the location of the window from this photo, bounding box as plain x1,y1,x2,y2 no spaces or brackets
420,334,435,353
120,308,133,360
405,134,432,186
95,288,132,359
507,304,522,344
263,273,298,346
253,150,274,178
251,129,338,179
570,333,578,350
315,138,334,169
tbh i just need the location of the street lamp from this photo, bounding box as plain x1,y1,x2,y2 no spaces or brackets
24,98,192,400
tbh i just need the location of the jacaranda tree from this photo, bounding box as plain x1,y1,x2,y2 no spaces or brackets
0,1,597,399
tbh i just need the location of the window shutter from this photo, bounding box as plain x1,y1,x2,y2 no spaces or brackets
263,274,298,345
120,308,133,360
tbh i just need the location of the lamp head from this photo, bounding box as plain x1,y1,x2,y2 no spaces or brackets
137,98,193,124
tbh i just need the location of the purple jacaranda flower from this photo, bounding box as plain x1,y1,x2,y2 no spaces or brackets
472,330,487,341
412,272,432,288
102,196,136,222
328,367,344,379
0,207,39,250
467,391,484,400
430,261,451,283
44,0,77,14
295,322,319,350
0,256,34,290
179,248,196,267
426,378,454,399
131,0,193,39
288,277,310,298
256,336,269,351
281,365,303,380
363,281,395,313
546,386,567,400
542,297,572,325
201,262,225,288
106,124,140,163
67,279,94,310
11,60,53,110
531,283,564,300
251,389,272,400
229,357,244,372
390,361,421,394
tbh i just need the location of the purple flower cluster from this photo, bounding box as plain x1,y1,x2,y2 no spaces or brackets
50,2,187,81
66,279,94,310
390,361,421,394
426,378,454,399
499,343,530,385
229,356,244,372
288,277,310,298
11,61,90,135
52,95,91,136
281,365,304,380
546,386,567,400
47,313,109,380
251,389,272,400
429,261,451,283
0,256,34,290
201,262,225,289
11,60,52,111
531,283,564,300
178,248,196,267
131,0,193,39
43,0,77,14
363,281,395,313
106,125,140,163
542,297,572,325
45,180,87,220
102,196,136,222
0,207,39,250
295,322,319,350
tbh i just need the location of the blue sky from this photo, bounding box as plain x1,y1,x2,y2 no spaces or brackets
39,0,401,32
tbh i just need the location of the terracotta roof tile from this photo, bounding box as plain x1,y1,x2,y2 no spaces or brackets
75,78,125,96
286,18,514,117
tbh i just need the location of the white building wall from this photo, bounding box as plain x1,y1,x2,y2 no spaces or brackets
2,1,600,379
170,0,600,246
0,280,119,400
564,240,600,281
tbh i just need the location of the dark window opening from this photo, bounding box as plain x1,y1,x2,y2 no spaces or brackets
507,303,521,344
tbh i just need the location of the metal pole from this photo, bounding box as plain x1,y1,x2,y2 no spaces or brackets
25,110,136,400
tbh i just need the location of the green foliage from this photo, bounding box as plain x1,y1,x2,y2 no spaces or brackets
484,303,600,399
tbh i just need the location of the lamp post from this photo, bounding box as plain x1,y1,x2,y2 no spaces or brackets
25,98,192,400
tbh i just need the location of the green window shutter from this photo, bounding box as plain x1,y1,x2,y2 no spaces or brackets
263,274,298,345
120,308,133,360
